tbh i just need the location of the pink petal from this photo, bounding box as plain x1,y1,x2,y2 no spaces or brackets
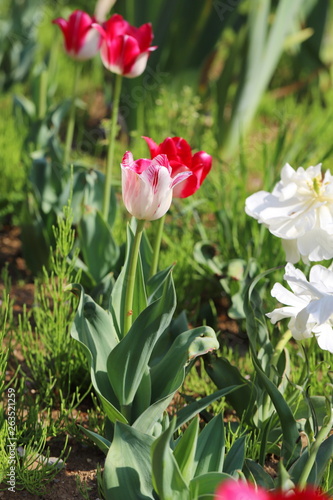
105,14,130,37
215,480,270,500
121,151,134,167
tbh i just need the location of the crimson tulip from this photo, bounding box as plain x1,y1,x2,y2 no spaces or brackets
215,480,331,500
142,136,212,198
121,152,192,221
93,14,157,78
53,10,101,60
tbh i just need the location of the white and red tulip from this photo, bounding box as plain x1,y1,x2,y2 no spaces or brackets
121,152,192,220
93,14,157,78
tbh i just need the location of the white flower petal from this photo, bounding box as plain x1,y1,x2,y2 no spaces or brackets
245,163,333,263
313,324,333,353
306,295,333,325
270,282,307,308
282,239,300,264
297,230,333,262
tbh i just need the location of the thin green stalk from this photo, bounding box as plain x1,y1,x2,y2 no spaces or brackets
297,406,333,489
38,68,48,120
102,73,123,221
149,214,165,278
64,63,81,166
123,219,145,335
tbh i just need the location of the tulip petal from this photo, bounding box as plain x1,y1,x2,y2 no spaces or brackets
142,136,159,157
53,10,101,60
97,14,156,77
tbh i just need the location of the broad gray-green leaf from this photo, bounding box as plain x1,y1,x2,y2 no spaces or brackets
133,393,174,435
107,271,176,409
244,459,275,490
151,325,219,402
104,422,154,500
176,386,240,431
78,425,111,455
151,419,189,500
204,354,256,424
189,472,233,500
78,209,119,284
69,283,125,423
194,414,225,477
223,436,246,474
110,224,147,339
174,418,199,484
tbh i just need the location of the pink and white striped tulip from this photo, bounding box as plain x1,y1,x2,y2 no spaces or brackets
53,10,101,60
121,152,192,221
93,14,157,78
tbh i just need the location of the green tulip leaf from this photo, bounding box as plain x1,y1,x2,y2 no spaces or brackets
104,422,155,499
69,283,126,424
223,435,246,474
189,472,234,500
174,417,199,484
133,393,174,435
151,325,219,402
194,414,225,477
151,418,189,500
175,386,241,431
243,459,275,490
107,270,176,409
77,425,111,455
244,272,301,466
110,223,147,339
78,209,119,285
131,366,152,421
204,354,257,424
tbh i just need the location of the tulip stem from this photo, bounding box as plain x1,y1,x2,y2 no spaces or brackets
124,219,145,336
38,66,48,120
64,62,81,167
297,406,333,489
102,73,123,222
149,214,166,278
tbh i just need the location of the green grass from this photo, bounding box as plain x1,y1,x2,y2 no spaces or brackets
0,96,27,222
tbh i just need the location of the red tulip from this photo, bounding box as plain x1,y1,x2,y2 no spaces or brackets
53,10,101,60
142,136,212,198
93,14,157,78
273,487,331,500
